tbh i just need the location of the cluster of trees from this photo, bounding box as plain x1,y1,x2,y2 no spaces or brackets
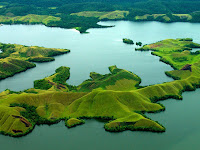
123,38,134,44
52,66,70,84
47,14,102,33
190,11,200,22
1,0,200,16
0,43,15,58
34,79,52,90
10,103,59,125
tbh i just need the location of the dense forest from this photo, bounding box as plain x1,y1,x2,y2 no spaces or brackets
0,0,200,32
1,0,200,14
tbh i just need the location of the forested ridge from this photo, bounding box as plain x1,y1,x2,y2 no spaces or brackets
0,0,200,32
1,0,200,14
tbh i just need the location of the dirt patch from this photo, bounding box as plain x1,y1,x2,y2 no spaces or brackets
12,129,23,133
181,64,192,72
48,80,66,89
12,115,32,127
149,44,162,49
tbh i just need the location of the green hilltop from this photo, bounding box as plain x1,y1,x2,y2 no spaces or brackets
0,42,70,80
77,65,141,92
136,38,200,69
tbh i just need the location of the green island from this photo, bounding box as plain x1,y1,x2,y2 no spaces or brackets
136,42,142,46
1,0,200,33
65,118,85,128
0,42,70,80
1,38,200,137
123,38,134,45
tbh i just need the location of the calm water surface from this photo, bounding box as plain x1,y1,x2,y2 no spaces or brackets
0,21,200,150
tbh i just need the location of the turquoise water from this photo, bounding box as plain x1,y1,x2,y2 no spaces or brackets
0,21,200,149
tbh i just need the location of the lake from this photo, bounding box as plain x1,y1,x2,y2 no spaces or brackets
0,21,200,150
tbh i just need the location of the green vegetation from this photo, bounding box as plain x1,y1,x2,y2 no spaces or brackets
73,11,195,23
71,11,197,25
136,42,142,46
136,38,200,52
0,65,166,136
0,58,36,80
0,42,70,61
34,66,75,92
10,103,58,125
0,14,109,33
123,38,134,45
53,66,70,84
0,52,200,136
2,38,200,136
130,14,193,23
70,9,196,23
136,38,200,69
1,0,200,33
71,10,129,20
47,14,110,33
77,65,141,92
28,57,55,62
0,42,70,79
104,114,165,132
34,79,53,90
65,118,85,128
190,11,200,22
0,14,60,25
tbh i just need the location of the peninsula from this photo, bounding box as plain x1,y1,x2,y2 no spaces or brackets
0,38,200,136
0,42,70,80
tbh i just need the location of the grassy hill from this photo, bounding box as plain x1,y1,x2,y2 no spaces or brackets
0,42,70,79
132,14,193,22
1,38,200,136
71,10,129,20
3,63,200,136
0,58,36,80
71,11,197,23
77,65,141,92
34,66,75,91
136,38,200,69
0,14,60,25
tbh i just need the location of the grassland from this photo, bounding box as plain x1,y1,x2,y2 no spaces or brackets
0,58,36,80
65,118,85,128
1,38,200,136
71,10,129,20
136,38,200,69
71,11,194,23
0,42,70,79
0,14,61,25
71,11,193,23
2,61,200,136
133,14,193,22
0,64,168,136
77,65,141,92
1,60,200,136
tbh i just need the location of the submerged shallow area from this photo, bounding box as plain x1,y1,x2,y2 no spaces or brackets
0,21,200,149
